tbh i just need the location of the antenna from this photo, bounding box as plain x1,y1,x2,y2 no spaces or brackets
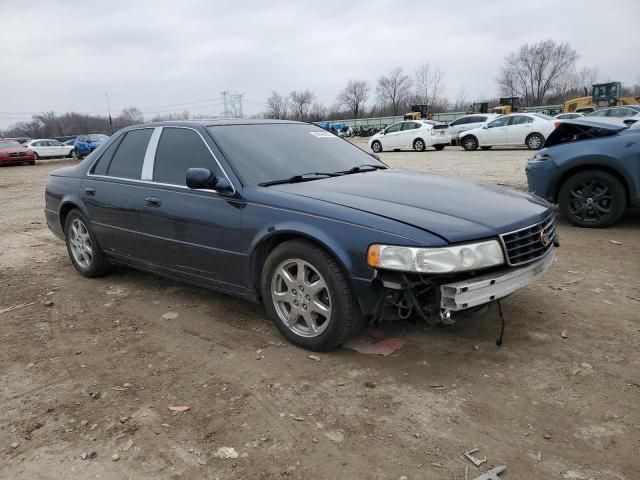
105,93,113,134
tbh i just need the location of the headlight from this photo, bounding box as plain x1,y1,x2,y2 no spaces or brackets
367,240,504,273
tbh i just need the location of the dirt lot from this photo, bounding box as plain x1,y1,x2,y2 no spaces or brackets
1,146,639,480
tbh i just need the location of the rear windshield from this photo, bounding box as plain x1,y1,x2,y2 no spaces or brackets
544,123,621,147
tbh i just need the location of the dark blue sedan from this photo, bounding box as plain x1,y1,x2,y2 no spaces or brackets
527,119,640,227
45,120,557,351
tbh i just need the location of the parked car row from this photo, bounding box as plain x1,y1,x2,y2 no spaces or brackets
0,133,110,162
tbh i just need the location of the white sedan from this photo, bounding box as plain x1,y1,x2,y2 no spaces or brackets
448,113,500,145
25,139,75,159
369,120,451,152
586,105,640,126
459,113,557,151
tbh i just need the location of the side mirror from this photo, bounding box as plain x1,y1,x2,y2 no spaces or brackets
483,125,488,129
186,167,233,194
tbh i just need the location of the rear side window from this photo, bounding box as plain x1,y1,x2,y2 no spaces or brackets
106,129,152,179
153,128,220,185
91,135,124,175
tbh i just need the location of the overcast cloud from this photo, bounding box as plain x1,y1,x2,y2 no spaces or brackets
1,0,639,128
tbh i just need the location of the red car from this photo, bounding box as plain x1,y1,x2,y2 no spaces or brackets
0,140,37,166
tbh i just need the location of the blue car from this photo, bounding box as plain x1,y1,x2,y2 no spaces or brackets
527,119,640,227
45,120,557,351
73,134,109,159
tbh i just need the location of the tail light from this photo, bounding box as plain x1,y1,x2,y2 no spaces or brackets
554,121,561,129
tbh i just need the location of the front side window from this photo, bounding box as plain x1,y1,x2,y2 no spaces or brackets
487,117,510,128
153,128,220,185
386,123,402,133
105,129,153,179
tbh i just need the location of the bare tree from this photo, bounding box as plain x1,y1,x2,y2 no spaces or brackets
452,86,469,111
337,79,369,118
414,63,445,110
376,67,412,115
265,91,289,119
118,107,144,126
497,40,579,105
288,90,315,120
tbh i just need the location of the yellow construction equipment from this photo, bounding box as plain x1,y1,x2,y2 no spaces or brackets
563,82,640,113
404,104,431,120
491,97,522,115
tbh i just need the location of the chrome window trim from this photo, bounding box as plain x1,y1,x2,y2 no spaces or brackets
87,125,237,196
141,127,163,180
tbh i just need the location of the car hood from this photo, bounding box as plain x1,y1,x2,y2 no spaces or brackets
268,169,551,243
0,147,33,155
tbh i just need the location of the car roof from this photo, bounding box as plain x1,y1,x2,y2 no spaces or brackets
555,118,628,131
123,119,306,130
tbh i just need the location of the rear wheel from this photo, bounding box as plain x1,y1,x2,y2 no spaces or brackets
371,140,382,153
434,144,445,151
64,210,112,277
461,135,479,151
526,133,544,150
413,138,425,152
261,240,361,351
558,170,626,228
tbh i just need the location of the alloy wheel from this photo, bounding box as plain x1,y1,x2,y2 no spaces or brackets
414,140,424,151
528,135,542,149
271,258,332,338
567,179,613,224
69,218,93,268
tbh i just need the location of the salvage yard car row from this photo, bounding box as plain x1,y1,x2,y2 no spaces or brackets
0,133,110,161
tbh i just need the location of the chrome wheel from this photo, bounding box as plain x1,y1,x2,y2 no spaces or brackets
371,141,382,153
69,218,93,269
271,258,332,338
527,134,543,150
414,139,424,151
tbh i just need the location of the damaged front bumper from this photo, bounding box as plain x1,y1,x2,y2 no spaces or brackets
440,248,555,311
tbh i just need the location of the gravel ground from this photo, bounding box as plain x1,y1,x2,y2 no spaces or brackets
1,150,639,480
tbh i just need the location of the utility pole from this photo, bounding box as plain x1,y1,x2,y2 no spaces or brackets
105,93,113,134
221,90,230,118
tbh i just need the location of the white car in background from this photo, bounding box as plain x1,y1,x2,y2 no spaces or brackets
448,113,500,145
459,113,557,151
24,139,74,159
586,105,640,126
554,112,584,120
369,120,451,152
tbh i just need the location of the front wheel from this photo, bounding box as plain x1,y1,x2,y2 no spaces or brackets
64,210,112,277
371,140,382,153
558,170,626,228
461,135,479,151
433,144,445,151
526,133,544,150
261,240,361,351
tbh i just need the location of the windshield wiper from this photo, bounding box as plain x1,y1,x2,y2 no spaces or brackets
338,164,388,175
259,172,342,187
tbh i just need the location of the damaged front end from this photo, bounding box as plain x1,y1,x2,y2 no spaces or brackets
368,248,555,326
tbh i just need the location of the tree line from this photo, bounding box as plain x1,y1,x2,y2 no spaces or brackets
3,39,639,138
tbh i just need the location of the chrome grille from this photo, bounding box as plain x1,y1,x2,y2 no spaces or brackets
500,214,556,266
8,152,27,158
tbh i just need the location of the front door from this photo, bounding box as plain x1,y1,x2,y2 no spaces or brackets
381,122,403,150
482,116,510,145
138,126,244,290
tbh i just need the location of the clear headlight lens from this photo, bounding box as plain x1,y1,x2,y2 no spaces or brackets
367,240,504,273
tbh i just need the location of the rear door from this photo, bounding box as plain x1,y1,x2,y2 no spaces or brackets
82,128,153,259
138,126,244,289
506,115,534,144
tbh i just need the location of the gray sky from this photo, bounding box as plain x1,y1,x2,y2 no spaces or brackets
1,0,639,129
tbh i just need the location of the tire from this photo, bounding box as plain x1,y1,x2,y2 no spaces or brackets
32,152,39,160
64,209,112,277
413,138,425,152
261,239,361,351
30,161,36,166
66,150,74,158
558,170,626,228
434,144,445,151
461,135,479,151
371,140,382,153
480,146,492,150
526,133,544,150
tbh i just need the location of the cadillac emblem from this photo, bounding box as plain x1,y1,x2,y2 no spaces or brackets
539,228,550,247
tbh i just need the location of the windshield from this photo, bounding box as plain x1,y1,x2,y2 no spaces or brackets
88,134,108,142
209,123,385,186
0,141,21,148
